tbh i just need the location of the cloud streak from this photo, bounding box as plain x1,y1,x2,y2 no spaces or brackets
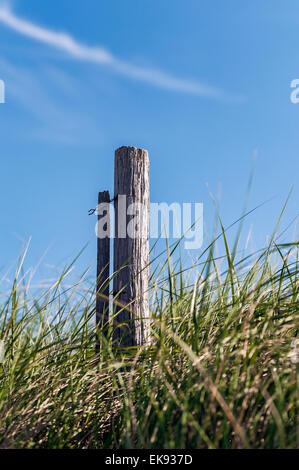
0,5,240,100
0,57,104,145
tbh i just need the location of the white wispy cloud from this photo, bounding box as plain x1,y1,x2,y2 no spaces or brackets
0,4,242,101
0,57,104,145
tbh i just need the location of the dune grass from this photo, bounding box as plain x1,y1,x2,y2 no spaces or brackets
0,211,298,449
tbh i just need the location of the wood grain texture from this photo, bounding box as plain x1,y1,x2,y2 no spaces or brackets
113,146,150,348
96,190,110,348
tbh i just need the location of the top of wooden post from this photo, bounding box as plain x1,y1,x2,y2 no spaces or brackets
115,146,148,158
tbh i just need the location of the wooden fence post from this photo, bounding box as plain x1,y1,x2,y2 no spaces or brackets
113,146,150,349
96,190,110,349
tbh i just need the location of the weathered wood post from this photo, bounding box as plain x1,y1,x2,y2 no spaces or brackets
96,190,110,348
113,146,150,349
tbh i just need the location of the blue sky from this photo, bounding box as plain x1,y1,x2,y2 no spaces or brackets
0,0,298,281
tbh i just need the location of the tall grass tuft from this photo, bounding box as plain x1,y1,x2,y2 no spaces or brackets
0,213,298,448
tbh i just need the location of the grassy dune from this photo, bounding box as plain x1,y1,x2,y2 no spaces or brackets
0,215,298,449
